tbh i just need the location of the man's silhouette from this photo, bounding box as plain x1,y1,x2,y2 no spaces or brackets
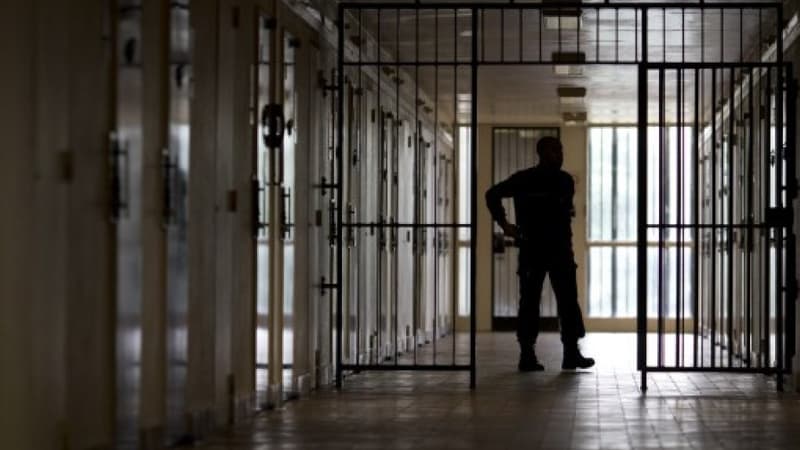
485,136,594,372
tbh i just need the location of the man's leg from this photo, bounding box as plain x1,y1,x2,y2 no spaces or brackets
549,261,594,369
517,264,546,371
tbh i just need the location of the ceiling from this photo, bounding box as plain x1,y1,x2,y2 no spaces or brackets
344,1,784,124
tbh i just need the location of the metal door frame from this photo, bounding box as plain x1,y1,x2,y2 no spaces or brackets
335,0,796,392
637,61,796,392
490,126,561,331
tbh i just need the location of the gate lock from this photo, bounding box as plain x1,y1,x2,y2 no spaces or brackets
261,103,285,148
765,207,794,228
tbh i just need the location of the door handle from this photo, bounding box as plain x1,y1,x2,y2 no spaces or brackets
251,175,267,238
109,132,130,222
261,103,285,148
281,186,292,239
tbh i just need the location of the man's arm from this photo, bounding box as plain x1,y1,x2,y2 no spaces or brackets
485,174,519,232
567,174,576,217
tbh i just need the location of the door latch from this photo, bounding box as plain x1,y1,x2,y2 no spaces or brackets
261,103,285,148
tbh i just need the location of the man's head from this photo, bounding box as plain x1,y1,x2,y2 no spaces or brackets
536,136,564,170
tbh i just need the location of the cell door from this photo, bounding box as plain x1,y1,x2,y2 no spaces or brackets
112,1,143,447
164,0,191,443
491,127,560,331
254,3,317,406
638,63,796,391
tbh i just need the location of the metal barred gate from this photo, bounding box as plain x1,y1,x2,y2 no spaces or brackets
332,1,796,391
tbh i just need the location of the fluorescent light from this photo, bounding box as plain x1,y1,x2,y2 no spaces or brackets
554,65,584,76
562,112,587,125
559,97,584,105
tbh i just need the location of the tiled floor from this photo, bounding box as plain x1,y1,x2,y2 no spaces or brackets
194,333,800,449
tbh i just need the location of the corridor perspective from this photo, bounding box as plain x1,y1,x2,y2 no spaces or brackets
198,333,800,450
3,0,800,449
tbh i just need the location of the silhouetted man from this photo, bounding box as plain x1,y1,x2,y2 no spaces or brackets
485,136,594,372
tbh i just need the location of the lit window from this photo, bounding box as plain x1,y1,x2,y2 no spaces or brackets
457,126,472,317
587,126,694,318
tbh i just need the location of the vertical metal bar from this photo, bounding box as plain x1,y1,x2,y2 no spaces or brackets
596,8,600,62
394,8,401,367
677,68,683,366
433,8,439,366
356,9,363,366
728,67,735,368
784,64,797,376
450,9,456,364
681,8,685,63
480,8,484,63
635,9,639,62
615,9,619,63
701,8,705,63
775,6,785,390
658,68,665,367
539,9,543,63
758,9,762,60
746,67,754,368
336,3,345,389
693,67,701,367
711,68,717,368
414,6,420,367
611,129,618,318
558,7,562,57
452,8,457,365
763,67,772,372
637,7,648,391
661,8,665,62
470,7,478,390
739,9,743,63
376,8,383,367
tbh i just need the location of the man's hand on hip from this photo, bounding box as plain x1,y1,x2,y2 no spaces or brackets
502,223,519,239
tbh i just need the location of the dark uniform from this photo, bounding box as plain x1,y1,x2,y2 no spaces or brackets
485,166,586,348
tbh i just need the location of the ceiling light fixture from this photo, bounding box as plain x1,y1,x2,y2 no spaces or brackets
553,65,584,76
552,52,586,76
562,111,587,126
557,86,587,105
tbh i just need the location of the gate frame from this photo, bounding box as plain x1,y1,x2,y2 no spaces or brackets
334,0,795,392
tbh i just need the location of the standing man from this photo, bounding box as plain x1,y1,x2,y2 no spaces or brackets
485,136,594,372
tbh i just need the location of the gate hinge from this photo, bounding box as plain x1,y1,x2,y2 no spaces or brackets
318,70,337,97
317,277,339,296
765,207,794,227
312,176,338,196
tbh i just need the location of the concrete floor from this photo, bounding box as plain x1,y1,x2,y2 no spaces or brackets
194,333,800,449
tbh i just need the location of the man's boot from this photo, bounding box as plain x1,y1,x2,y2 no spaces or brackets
518,344,545,372
562,343,595,370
